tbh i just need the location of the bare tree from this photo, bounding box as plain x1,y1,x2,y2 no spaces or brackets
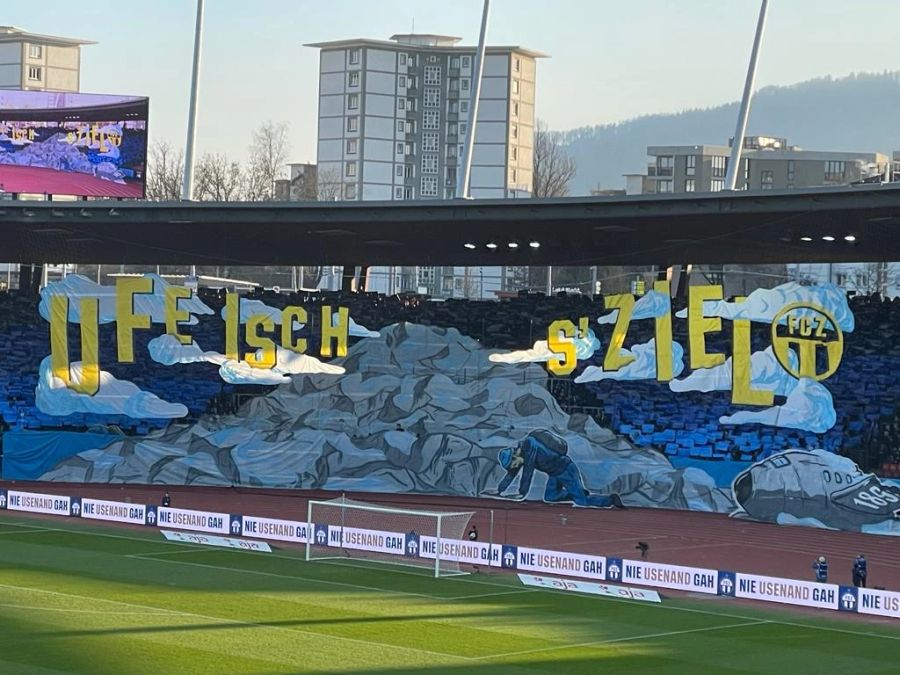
145,141,183,201
195,153,246,201
315,166,343,201
532,119,576,198
246,121,291,201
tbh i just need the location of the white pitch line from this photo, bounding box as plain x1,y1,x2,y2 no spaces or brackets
0,581,475,664
481,619,772,659
0,602,175,616
0,528,57,536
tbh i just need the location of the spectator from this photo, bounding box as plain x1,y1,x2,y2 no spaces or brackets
162,492,171,507
467,525,478,541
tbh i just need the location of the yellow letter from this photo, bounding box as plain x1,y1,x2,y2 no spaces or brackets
50,295,100,395
244,315,276,369
224,293,239,361
281,306,308,353
321,305,349,358
603,294,636,371
547,319,577,376
731,297,774,406
165,286,192,345
653,280,674,381
688,285,726,370
116,276,153,363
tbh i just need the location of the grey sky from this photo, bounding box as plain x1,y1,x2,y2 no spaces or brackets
7,1,900,163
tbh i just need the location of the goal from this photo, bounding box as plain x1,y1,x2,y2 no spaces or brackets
306,496,474,578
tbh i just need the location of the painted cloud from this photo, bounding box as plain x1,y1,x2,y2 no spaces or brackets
489,330,602,365
669,346,799,397
597,290,670,324
575,339,685,383
719,377,836,433
218,346,345,385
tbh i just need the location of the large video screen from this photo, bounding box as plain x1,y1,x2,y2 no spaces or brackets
0,91,149,198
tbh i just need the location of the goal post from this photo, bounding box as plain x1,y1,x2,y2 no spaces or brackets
306,496,474,578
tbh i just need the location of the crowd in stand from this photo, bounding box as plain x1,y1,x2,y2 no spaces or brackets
1,283,900,472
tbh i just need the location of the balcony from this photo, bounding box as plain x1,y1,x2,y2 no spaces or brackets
647,166,673,177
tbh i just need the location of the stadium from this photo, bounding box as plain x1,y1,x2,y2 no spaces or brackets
2,186,900,672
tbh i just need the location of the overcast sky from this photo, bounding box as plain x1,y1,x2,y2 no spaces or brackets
8,1,900,163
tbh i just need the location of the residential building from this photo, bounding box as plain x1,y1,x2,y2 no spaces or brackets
275,163,319,201
0,25,94,92
636,136,888,195
306,33,545,297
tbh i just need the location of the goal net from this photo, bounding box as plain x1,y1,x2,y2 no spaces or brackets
306,496,474,578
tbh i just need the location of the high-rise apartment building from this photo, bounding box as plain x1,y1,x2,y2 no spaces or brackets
306,33,544,298
0,26,94,92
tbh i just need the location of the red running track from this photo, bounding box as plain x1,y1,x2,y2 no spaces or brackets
4,480,900,593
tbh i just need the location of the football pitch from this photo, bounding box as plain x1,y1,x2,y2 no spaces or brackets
0,515,898,674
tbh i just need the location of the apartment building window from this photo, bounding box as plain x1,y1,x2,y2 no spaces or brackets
398,75,407,89
449,78,459,92
395,187,404,199
397,120,405,133
348,72,360,87
825,160,845,182
344,183,357,199
657,180,673,193
348,93,359,110
511,168,518,184
28,44,42,59
461,78,470,92
686,155,696,176
787,160,795,182
451,56,460,69
462,56,471,68
404,164,414,178
511,147,518,162
711,179,725,192
424,66,441,85
407,75,416,89
512,79,520,95
395,165,403,177
407,55,416,67
404,187,414,199
447,122,458,136
684,179,695,192
422,154,438,174
512,102,519,117
446,144,457,159
761,169,774,189
424,88,440,107
449,101,458,113
27,66,42,81
460,122,468,135
711,155,727,178
396,142,404,156
423,110,439,129
345,161,357,177
406,120,416,133
514,57,521,72
346,139,358,155
347,116,359,132
421,176,438,197
406,98,416,111
399,53,407,66
511,124,519,140
423,132,439,152
656,155,674,176
460,101,469,113
349,49,360,65
446,167,457,185
404,142,414,155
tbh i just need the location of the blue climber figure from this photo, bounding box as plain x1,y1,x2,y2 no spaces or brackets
490,429,625,509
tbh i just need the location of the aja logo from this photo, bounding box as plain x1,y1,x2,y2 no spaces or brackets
144,506,158,526
717,571,737,597
230,516,243,536
838,586,859,612
501,545,518,569
0,489,7,509
69,498,82,517
606,558,623,582
404,532,420,557
314,524,329,546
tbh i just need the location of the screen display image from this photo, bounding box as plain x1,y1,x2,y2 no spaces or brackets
0,91,149,198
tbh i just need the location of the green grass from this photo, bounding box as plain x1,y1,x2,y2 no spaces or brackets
0,515,898,674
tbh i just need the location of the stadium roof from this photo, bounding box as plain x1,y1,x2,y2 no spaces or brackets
2,184,900,267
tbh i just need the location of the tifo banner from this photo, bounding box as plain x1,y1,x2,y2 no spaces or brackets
518,573,661,603
2,487,900,619
161,530,272,553
11,274,900,539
